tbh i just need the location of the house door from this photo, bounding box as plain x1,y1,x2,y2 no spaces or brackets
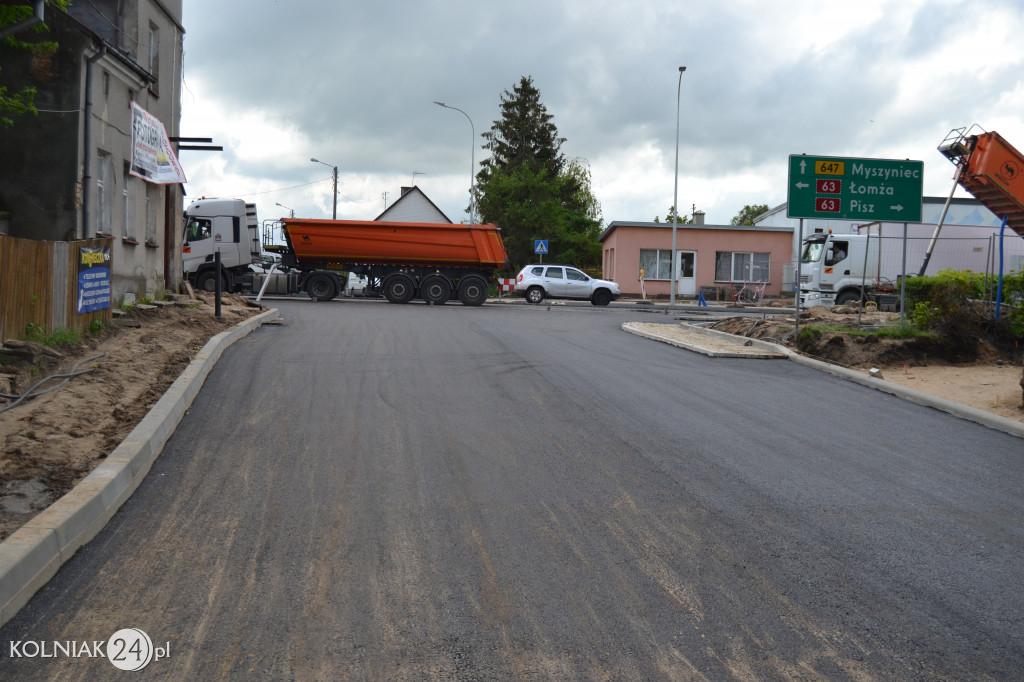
676,251,696,296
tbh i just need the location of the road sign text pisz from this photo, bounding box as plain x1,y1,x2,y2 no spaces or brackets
787,155,924,223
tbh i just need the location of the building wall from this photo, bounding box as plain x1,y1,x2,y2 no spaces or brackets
0,2,184,305
601,223,793,298
376,187,452,223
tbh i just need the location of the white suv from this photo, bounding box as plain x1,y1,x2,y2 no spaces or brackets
515,264,621,306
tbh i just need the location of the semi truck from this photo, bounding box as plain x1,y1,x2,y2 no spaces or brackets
182,198,508,305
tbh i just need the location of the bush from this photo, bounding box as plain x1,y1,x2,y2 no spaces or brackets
904,269,1024,343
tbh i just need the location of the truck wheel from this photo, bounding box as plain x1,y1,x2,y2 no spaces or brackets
836,290,862,306
591,289,612,306
384,274,415,304
420,275,451,305
306,274,337,302
525,286,544,305
458,276,488,306
196,270,227,293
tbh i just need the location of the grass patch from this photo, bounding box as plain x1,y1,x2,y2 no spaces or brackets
800,324,938,340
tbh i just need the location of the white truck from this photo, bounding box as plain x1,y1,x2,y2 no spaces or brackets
799,231,895,309
182,198,293,295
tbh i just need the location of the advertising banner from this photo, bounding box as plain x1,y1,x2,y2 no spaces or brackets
129,101,187,184
77,245,111,314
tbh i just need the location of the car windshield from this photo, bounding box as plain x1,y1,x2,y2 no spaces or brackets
801,241,825,263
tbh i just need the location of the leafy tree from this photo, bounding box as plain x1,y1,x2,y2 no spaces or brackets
0,1,68,128
652,206,692,224
730,203,769,226
476,76,602,271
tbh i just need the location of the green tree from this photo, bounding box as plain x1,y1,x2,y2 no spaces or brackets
652,206,692,224
730,203,769,226
0,1,68,128
476,76,602,271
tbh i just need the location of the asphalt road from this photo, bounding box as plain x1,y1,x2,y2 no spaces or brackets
1,299,1021,680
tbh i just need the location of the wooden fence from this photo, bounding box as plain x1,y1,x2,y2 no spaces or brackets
0,234,113,342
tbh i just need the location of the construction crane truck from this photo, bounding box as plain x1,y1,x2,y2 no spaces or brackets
182,198,508,305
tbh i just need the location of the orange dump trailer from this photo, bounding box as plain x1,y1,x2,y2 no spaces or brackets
276,218,508,305
956,131,1024,236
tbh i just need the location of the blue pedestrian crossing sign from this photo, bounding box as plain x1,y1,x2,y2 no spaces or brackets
534,240,549,254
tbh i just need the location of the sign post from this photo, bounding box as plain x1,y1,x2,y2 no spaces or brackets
787,155,924,223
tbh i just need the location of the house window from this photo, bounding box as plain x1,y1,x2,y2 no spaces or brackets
715,251,770,282
96,151,113,235
638,249,673,279
145,184,158,243
147,22,160,95
122,163,134,239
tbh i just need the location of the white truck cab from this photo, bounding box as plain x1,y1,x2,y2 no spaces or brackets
182,198,261,291
799,231,880,307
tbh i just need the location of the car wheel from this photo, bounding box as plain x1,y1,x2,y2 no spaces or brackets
306,274,337,302
421,275,451,305
195,270,227,293
591,289,612,306
526,286,544,304
836,290,862,306
383,274,415,304
457,276,488,306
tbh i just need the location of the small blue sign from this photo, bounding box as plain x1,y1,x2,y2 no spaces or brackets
534,240,548,254
77,245,111,313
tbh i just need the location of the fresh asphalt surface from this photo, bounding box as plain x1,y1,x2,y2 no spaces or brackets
1,299,1021,679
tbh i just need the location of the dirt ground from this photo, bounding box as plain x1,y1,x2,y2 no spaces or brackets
709,305,1024,423
0,299,1021,543
0,293,262,541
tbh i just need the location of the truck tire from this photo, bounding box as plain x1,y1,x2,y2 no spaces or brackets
458,276,488,306
306,273,337,302
525,286,544,305
420,275,451,305
591,289,612,306
384,274,415,304
836,290,862,306
196,270,227,293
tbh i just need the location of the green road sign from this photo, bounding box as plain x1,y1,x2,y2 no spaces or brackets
787,155,924,223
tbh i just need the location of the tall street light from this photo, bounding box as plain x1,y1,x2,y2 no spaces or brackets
275,202,294,218
310,158,338,219
434,101,475,224
670,66,686,307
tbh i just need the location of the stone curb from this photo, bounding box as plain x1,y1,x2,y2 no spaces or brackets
625,321,1024,440
0,308,281,627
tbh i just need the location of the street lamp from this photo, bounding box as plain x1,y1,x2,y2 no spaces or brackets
310,158,338,220
433,101,475,224
275,202,294,218
670,66,686,307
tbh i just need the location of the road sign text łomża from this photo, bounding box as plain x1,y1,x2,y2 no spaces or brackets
787,155,924,223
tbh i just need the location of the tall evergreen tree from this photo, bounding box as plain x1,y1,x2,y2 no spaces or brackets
476,76,602,272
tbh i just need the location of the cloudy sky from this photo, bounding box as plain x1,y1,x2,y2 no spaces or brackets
178,0,1024,227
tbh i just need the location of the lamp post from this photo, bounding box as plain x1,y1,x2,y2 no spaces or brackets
670,66,686,308
310,158,338,219
275,202,294,218
433,101,475,224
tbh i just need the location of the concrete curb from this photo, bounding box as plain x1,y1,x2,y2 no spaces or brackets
622,322,786,359
627,321,1024,440
0,307,280,627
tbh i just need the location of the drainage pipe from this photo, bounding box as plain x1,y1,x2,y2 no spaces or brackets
0,1,44,40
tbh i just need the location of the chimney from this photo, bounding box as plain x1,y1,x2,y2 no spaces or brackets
693,210,705,225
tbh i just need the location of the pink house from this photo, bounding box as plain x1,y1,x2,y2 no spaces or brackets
599,218,793,299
